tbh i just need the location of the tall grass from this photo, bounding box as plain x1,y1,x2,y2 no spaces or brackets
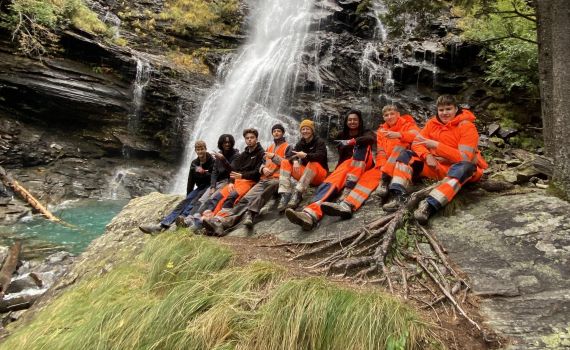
2,234,440,350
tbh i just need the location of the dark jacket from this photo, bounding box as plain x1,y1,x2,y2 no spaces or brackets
336,129,376,166
291,136,329,172
230,142,265,182
211,148,240,188
187,153,214,193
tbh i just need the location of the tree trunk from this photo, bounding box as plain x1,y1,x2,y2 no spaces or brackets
535,0,554,157
549,0,570,198
537,0,570,198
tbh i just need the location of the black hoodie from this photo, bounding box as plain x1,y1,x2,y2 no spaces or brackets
230,142,265,182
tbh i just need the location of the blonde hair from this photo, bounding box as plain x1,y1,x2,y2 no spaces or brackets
382,104,399,114
194,140,207,149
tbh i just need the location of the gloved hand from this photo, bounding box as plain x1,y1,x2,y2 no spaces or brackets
334,138,356,147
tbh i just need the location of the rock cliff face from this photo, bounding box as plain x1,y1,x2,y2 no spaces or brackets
0,0,488,207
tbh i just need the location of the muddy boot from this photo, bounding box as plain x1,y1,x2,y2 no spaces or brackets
139,223,166,234
175,215,188,228
288,191,303,209
382,193,407,212
242,211,255,228
374,183,389,201
202,217,225,236
285,209,316,231
414,200,436,225
277,193,291,212
336,187,351,202
321,201,353,220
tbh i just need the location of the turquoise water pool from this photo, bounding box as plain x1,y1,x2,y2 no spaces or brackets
0,199,128,254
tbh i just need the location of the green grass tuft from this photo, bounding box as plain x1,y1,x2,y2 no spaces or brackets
2,234,440,350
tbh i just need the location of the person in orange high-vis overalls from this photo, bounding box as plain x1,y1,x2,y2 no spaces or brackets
276,119,329,211
285,110,375,230
321,105,419,219
386,95,488,224
202,124,292,235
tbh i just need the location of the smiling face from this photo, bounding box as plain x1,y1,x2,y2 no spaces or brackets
437,104,458,124
300,126,313,140
346,114,360,130
383,109,400,127
195,145,207,158
272,128,284,140
244,132,257,148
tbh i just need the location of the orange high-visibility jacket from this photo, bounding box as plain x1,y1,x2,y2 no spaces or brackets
263,141,290,178
376,114,419,168
412,109,488,169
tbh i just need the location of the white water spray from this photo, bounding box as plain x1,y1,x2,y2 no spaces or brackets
172,0,315,194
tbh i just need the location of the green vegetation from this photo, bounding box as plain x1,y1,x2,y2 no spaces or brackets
1,0,107,56
379,0,446,37
456,0,538,97
159,0,242,36
3,233,439,350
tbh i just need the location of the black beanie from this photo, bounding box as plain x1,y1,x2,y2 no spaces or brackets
272,123,285,134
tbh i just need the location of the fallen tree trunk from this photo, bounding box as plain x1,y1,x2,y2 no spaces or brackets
0,166,61,223
0,241,22,299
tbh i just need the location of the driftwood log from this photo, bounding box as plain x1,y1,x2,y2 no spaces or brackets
0,241,22,299
0,166,61,223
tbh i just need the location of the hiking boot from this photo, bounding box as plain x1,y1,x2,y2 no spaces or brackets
321,201,353,220
337,187,351,202
288,191,303,209
382,194,407,212
139,223,166,234
242,211,254,228
414,200,436,225
202,217,225,236
285,209,316,231
374,183,389,200
175,215,188,228
277,193,291,212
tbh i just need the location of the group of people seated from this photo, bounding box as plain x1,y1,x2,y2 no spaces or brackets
139,94,488,236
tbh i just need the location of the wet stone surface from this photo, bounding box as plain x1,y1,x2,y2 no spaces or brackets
430,191,570,349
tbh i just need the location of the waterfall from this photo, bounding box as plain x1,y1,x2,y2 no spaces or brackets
171,0,315,194
130,57,151,134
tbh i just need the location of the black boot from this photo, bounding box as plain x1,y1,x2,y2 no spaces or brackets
321,201,353,220
202,217,225,236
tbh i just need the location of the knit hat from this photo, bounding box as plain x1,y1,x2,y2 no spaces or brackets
271,123,285,134
299,119,315,133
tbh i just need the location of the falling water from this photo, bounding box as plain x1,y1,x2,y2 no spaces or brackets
171,0,315,194
129,57,151,134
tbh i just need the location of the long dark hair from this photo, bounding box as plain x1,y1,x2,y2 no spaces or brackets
217,134,235,153
340,109,365,138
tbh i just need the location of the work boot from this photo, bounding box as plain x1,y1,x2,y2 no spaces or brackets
374,183,389,200
175,215,188,228
337,187,351,202
139,223,166,234
202,217,226,236
285,209,316,231
382,193,407,212
414,200,436,225
277,193,291,212
321,201,353,220
288,191,303,209
242,211,254,228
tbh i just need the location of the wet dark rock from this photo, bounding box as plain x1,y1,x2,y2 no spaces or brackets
498,127,518,140
487,123,501,137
